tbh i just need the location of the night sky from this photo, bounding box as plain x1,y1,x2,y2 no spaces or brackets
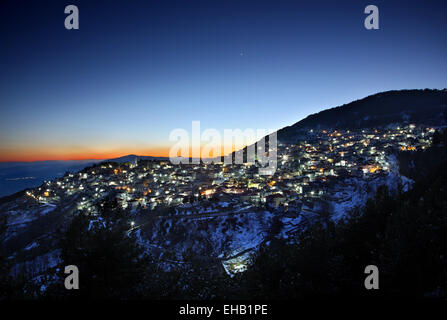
1,0,446,161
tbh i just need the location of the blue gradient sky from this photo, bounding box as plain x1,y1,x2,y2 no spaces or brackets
1,0,446,161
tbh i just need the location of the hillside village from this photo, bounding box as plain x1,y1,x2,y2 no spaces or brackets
0,123,437,278
26,124,434,219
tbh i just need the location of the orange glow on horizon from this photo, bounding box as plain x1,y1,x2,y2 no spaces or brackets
0,147,171,163
0,144,244,162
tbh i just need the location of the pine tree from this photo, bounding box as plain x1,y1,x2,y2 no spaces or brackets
52,198,153,299
0,216,12,300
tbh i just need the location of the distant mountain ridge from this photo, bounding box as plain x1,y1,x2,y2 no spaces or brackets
277,89,447,143
104,154,169,164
